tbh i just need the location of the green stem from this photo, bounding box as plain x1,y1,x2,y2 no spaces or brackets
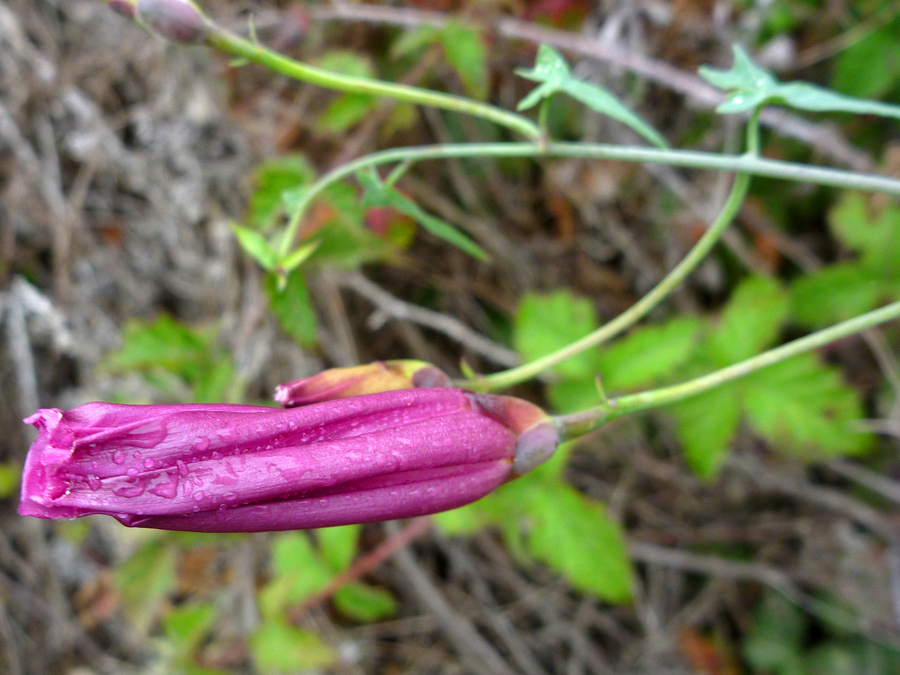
465,112,764,391
204,25,541,142
556,299,900,439
275,140,900,259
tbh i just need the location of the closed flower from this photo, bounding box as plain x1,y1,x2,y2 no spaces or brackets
19,389,558,532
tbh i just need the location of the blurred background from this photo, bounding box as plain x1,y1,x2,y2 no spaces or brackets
2,0,900,673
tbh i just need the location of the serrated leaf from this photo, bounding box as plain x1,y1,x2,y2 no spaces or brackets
830,193,900,275
265,270,318,348
249,155,316,229
334,582,398,622
232,222,277,270
701,44,900,119
791,263,881,327
440,21,489,99
743,354,869,460
669,384,741,479
523,480,632,602
250,619,336,674
357,169,487,260
597,317,701,391
707,276,790,365
514,290,599,378
517,44,667,147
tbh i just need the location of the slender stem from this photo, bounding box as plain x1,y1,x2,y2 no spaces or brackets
556,300,900,439
204,25,541,142
274,141,900,258
464,112,763,391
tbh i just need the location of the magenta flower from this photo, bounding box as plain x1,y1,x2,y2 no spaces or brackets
19,389,558,532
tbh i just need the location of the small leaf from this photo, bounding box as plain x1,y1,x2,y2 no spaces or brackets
743,354,869,460
265,270,318,348
521,480,632,602
317,94,378,134
597,317,701,391
707,276,790,365
831,19,900,99
391,25,440,60
669,384,741,479
701,44,900,119
517,44,667,147
249,155,316,229
440,21,489,99
514,290,599,378
0,462,21,498
278,240,320,275
316,524,360,572
115,540,177,636
333,582,398,622
548,376,601,414
357,169,487,260
163,603,217,657
791,263,881,327
232,222,277,270
250,619,336,674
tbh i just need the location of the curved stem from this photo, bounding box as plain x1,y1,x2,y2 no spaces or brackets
463,112,764,391
205,25,541,141
556,299,900,439
274,141,900,257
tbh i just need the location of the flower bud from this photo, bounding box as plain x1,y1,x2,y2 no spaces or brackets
136,0,209,43
275,361,451,407
107,0,138,18
19,389,555,533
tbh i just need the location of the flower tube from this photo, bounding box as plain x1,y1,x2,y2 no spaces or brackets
19,389,558,532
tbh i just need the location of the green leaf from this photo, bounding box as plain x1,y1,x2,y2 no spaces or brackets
514,290,599,378
333,582,398,622
520,480,632,602
250,619,336,674
831,19,900,99
791,263,881,326
669,384,741,479
264,270,318,348
316,524,360,572
249,155,316,230
548,376,601,414
707,276,790,365
517,45,667,147
163,603,217,658
115,539,177,636
0,462,21,498
743,354,870,460
597,317,701,391
317,93,378,134
830,193,900,276
440,21,489,99
232,222,277,270
260,533,332,616
391,25,441,60
357,169,488,260
701,44,900,119
743,591,808,675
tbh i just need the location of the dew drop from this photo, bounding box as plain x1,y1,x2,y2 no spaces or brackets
211,451,222,460
176,459,189,477
112,450,125,465
143,459,155,470
133,451,142,460
148,472,179,499
126,468,139,477
87,476,101,491
224,492,237,502
193,491,205,502
191,436,210,453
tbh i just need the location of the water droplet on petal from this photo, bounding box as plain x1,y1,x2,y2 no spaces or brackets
133,451,142,460
191,436,210,453
112,450,125,465
193,491,205,502
143,459,155,470
87,476,101,491
127,468,139,477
